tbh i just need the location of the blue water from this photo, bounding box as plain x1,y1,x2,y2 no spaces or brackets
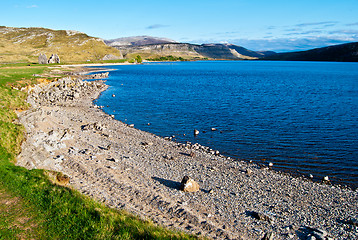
92,61,358,189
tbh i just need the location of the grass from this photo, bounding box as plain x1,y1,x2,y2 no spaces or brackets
65,58,128,65
147,56,188,62
0,64,200,239
0,27,123,63
0,182,43,239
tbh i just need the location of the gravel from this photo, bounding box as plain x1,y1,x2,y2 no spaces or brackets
17,76,358,239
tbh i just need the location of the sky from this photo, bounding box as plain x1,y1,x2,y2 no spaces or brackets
1,0,358,52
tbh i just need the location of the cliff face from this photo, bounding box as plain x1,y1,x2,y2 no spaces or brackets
262,42,358,62
116,43,203,59
113,42,274,60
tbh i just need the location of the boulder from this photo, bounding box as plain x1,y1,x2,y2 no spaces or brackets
38,53,48,64
194,129,199,136
301,226,329,240
56,174,70,186
250,211,273,223
91,72,109,79
48,54,60,64
262,232,274,240
180,176,200,192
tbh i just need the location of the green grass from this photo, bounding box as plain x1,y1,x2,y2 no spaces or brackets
62,58,128,65
0,27,123,63
0,64,200,239
147,56,187,62
0,181,44,239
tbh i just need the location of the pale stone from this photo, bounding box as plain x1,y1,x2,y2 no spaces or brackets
180,176,200,192
48,54,60,64
38,53,48,64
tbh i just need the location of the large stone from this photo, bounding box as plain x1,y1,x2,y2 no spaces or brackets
38,53,48,64
251,211,273,223
180,176,200,192
91,72,109,79
48,54,60,64
301,226,329,240
262,232,274,240
194,129,199,136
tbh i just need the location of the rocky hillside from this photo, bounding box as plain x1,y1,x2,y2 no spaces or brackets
0,26,122,63
113,42,275,60
261,42,358,62
105,36,177,47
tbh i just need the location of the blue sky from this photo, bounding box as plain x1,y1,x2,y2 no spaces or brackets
1,0,358,52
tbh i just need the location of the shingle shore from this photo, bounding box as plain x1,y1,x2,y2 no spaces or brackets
17,75,358,239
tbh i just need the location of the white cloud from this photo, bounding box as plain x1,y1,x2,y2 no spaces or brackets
26,5,38,8
294,21,338,28
146,24,169,30
228,36,358,52
346,22,358,26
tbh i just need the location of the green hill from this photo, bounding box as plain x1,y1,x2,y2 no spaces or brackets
0,26,122,63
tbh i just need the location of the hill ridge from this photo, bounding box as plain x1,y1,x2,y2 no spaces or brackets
0,26,122,63
261,42,358,62
110,41,275,60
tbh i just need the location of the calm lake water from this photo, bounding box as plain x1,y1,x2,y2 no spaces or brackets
93,61,358,189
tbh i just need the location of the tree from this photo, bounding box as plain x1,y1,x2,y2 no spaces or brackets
135,55,142,63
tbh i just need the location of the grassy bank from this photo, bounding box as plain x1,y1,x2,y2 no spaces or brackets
0,64,199,239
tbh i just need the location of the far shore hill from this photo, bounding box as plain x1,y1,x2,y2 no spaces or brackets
1,26,358,63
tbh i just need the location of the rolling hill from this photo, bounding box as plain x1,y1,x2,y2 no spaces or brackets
0,26,122,63
261,42,358,62
110,41,275,60
105,36,177,47
2,26,356,63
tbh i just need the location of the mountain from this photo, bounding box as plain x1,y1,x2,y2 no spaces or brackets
0,26,122,63
105,36,177,47
261,42,358,62
110,41,275,60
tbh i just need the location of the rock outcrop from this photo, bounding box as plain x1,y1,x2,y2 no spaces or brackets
28,77,106,106
63,72,110,80
48,53,60,64
113,42,275,60
101,54,123,61
38,53,48,64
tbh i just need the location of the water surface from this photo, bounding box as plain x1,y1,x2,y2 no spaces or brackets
93,61,358,188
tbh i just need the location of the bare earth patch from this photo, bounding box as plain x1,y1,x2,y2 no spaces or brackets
0,187,39,239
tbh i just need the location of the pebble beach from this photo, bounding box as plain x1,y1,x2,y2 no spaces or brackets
16,71,358,239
